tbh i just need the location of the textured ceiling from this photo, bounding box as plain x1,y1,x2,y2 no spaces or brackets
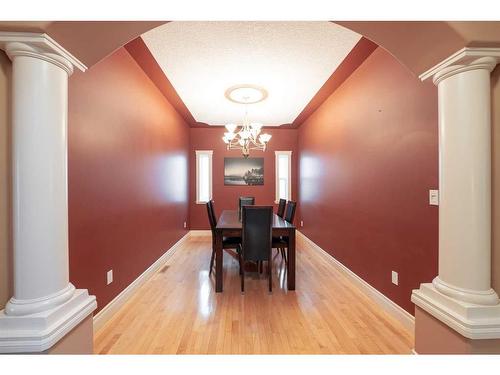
142,21,361,126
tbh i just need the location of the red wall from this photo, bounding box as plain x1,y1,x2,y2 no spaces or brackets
189,128,298,229
298,47,439,314
65,42,437,317
68,48,189,312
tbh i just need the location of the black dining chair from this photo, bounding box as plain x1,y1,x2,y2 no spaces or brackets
284,201,297,224
273,200,297,263
276,198,286,218
273,198,287,260
206,200,242,275
238,196,255,220
240,206,273,293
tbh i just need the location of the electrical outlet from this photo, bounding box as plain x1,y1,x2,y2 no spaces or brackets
300,220,304,227
107,270,113,285
429,190,439,206
183,221,187,228
391,271,398,286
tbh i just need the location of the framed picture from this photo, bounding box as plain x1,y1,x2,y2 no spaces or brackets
224,157,264,186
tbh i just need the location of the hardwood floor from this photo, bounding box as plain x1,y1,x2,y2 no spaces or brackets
94,233,414,354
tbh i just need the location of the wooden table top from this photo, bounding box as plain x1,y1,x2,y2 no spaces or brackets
216,210,296,230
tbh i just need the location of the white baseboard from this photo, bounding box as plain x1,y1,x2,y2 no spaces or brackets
93,231,190,333
297,231,415,332
189,230,211,237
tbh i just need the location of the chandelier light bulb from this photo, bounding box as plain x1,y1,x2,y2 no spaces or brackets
224,132,236,141
259,133,272,144
225,123,237,133
250,123,263,131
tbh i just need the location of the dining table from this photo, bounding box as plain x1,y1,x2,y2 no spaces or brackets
214,209,296,292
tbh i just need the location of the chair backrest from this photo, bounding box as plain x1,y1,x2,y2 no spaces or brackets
206,200,217,233
284,200,297,224
241,206,273,262
238,196,255,219
277,198,286,218
239,196,255,209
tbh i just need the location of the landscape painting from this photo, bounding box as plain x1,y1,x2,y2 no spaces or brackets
224,158,264,186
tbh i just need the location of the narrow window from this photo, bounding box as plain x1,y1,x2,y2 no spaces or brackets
196,150,213,203
275,151,292,203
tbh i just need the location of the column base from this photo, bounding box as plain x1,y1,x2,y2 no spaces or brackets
5,283,76,316
43,314,94,354
433,276,499,306
414,306,500,354
0,289,97,353
411,283,500,340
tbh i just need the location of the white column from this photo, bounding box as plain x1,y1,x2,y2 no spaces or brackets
412,48,500,339
5,41,76,315
0,33,96,353
433,56,499,306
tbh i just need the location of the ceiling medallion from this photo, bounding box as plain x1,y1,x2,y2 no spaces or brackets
224,84,268,104
222,85,271,158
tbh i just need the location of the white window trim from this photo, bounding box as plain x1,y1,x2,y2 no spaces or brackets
275,151,292,204
195,150,213,204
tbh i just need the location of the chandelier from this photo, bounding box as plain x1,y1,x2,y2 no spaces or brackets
222,85,272,158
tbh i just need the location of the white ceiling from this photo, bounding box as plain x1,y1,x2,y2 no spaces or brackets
142,22,361,126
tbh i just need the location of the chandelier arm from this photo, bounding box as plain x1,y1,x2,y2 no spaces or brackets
227,144,265,150
247,145,266,151
248,139,264,147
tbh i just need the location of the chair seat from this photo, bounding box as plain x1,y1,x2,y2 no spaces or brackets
222,236,241,249
272,236,288,248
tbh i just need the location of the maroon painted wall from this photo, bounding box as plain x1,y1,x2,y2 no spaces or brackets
298,47,439,314
68,47,189,312
189,128,298,229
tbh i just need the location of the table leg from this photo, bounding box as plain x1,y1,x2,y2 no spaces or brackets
215,229,223,292
287,228,296,290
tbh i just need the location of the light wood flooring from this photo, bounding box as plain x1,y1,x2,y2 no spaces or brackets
94,233,414,354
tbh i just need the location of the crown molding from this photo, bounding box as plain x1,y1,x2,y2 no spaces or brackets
0,31,87,72
419,47,500,82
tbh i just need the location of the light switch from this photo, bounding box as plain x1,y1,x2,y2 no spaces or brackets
429,190,439,206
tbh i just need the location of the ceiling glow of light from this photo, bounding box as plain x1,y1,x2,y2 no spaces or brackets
142,22,361,126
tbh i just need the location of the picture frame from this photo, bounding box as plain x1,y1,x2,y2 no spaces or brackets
224,157,264,186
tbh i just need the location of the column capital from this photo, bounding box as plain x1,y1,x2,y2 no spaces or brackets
0,32,87,75
419,47,500,84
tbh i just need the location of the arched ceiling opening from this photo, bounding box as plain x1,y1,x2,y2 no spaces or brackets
337,21,500,75
1,21,500,76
